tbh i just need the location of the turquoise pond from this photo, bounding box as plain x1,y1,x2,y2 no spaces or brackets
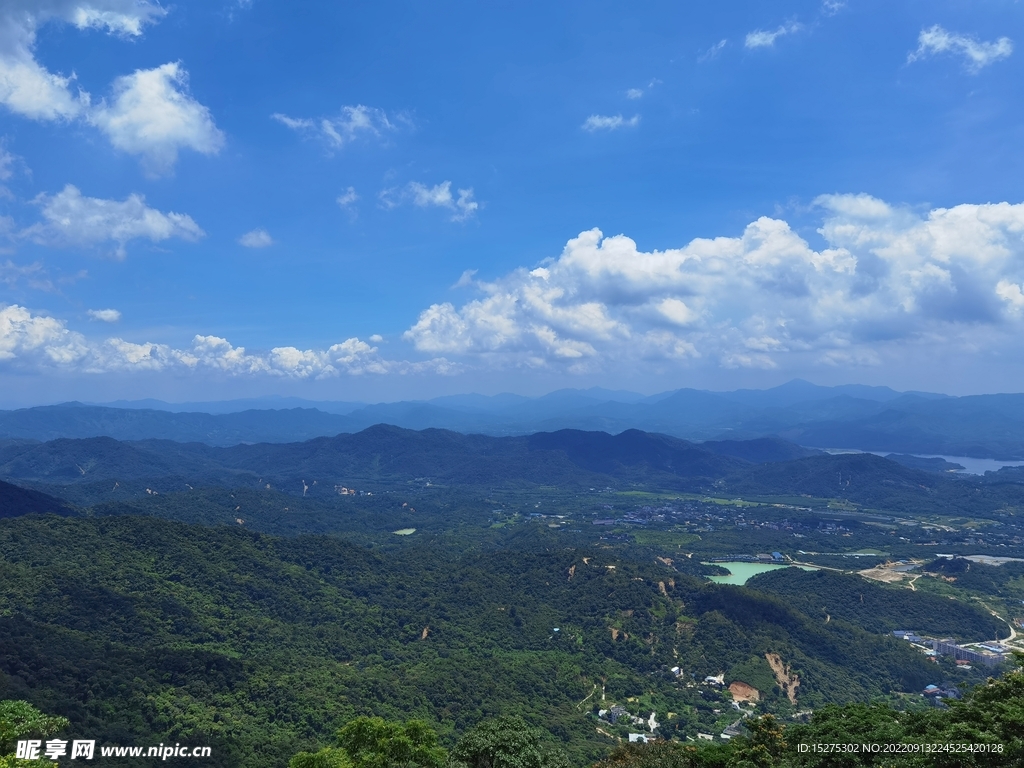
702,561,817,585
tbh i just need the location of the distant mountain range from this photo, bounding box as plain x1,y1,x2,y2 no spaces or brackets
2,425,1021,518
2,379,1024,459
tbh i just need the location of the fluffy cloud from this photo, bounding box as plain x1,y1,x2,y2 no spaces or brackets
25,184,204,258
0,304,88,363
404,195,1024,372
582,114,640,132
88,62,225,176
239,228,273,248
87,308,121,322
0,304,456,377
908,26,1013,73
273,105,396,149
0,0,165,121
0,3,221,174
745,23,802,49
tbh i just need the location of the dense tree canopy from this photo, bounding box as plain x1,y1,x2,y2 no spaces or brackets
0,700,68,768
448,716,568,768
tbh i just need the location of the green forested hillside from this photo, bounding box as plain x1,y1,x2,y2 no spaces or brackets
720,451,1023,516
922,557,1024,599
4,427,1024,520
0,427,740,489
745,569,1007,641
0,515,948,768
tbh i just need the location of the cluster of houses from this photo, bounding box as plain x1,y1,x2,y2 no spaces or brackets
597,705,656,731
596,671,757,745
922,684,961,704
596,706,661,743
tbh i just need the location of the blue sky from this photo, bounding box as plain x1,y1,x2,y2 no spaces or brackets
1,0,1023,405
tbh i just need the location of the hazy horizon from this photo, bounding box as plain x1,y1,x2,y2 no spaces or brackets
2,377,1012,412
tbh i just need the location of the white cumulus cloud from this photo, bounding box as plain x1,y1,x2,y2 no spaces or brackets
0,304,88,364
239,228,273,248
0,0,166,121
88,62,225,176
403,195,1024,373
908,25,1013,73
25,184,204,258
0,3,220,174
87,308,121,322
582,114,640,132
0,304,457,378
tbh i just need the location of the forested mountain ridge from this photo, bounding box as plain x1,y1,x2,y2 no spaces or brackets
2,426,1022,518
0,427,767,492
0,514,964,768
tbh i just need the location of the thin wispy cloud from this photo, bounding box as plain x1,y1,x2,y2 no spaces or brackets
409,181,478,222
582,114,640,132
0,259,53,292
745,23,802,49
272,105,399,149
908,25,1013,73
698,39,728,62
0,147,16,181
336,187,359,208
378,181,478,222
87,309,121,323
624,79,660,99
453,269,477,288
239,228,274,248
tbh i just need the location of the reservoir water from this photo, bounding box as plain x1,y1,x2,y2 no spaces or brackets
825,449,1024,475
703,562,816,585
888,454,1024,475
